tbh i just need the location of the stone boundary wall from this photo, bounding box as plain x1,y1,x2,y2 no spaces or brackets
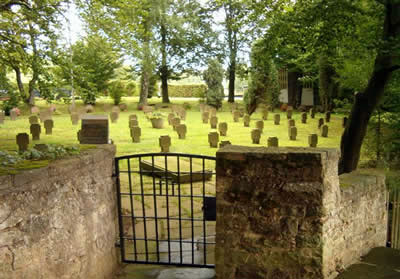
215,145,387,279
0,145,119,279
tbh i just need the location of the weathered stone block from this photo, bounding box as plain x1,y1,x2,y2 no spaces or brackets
79,115,109,144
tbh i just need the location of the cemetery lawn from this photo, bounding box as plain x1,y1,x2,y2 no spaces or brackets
0,97,345,158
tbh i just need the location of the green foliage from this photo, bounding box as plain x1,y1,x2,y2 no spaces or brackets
333,98,353,114
109,80,125,105
168,84,207,98
203,60,224,109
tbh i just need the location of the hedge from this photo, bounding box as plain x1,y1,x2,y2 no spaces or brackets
168,84,207,98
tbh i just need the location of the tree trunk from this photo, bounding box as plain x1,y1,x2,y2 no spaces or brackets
160,18,170,103
338,1,400,174
319,55,338,112
14,66,26,100
139,69,149,109
227,30,237,103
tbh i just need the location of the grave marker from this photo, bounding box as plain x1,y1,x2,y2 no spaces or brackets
168,113,175,125
29,115,39,125
172,117,181,131
210,107,217,117
129,114,138,121
310,108,315,119
176,124,187,139
289,126,297,141
202,111,209,124
267,137,279,147
112,106,121,113
110,111,119,123
130,126,141,143
233,111,240,122
262,110,269,120
274,114,280,125
219,141,231,148
301,112,307,124
210,116,218,129
321,125,329,137
325,111,331,123
256,120,264,133
243,115,250,127
218,122,228,136
16,133,29,152
30,124,41,141
251,129,261,144
44,119,54,135
309,134,318,147
159,135,171,152
78,115,109,144
10,109,18,120
318,118,324,129
0,111,4,124
129,119,139,128
119,103,128,111
288,119,295,127
208,132,219,148
287,109,293,119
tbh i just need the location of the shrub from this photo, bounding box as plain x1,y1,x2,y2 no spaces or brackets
203,60,225,109
168,84,207,98
109,80,125,105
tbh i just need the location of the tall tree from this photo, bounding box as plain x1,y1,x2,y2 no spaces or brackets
0,0,66,106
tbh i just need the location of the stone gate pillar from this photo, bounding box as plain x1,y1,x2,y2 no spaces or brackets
215,145,340,279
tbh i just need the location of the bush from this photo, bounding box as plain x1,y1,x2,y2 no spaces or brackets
203,60,225,109
168,84,207,98
2,92,20,115
109,80,125,105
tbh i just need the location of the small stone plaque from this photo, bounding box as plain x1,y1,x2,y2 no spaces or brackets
29,115,39,125
210,116,218,129
256,120,264,132
274,114,280,125
267,137,279,147
177,108,187,120
172,117,181,131
287,109,293,119
79,115,109,144
130,126,141,143
318,118,324,129
44,119,54,135
202,112,209,124
251,129,261,144
288,119,295,127
243,115,250,127
309,134,318,147
159,135,171,152
262,110,269,120
301,112,307,124
233,111,240,122
176,124,187,139
85,105,94,113
30,124,41,141
208,132,219,148
218,122,228,136
112,106,121,113
168,113,175,125
289,126,297,141
129,114,138,121
110,111,119,123
219,141,231,148
119,103,128,111
321,125,329,137
309,108,315,119
325,111,331,123
129,119,139,128
16,133,29,152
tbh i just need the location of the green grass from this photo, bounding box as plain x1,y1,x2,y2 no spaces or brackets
0,96,344,158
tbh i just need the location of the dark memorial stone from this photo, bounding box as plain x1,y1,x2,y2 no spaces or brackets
78,115,109,144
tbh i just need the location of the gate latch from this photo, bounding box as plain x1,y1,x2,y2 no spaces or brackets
203,196,216,221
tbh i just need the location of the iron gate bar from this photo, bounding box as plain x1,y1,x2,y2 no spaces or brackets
114,153,216,268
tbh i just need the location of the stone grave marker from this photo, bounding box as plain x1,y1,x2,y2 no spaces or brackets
112,106,121,113
30,124,41,141
44,119,54,135
31,106,40,114
325,111,331,123
202,111,209,124
251,129,261,144
239,108,245,117
130,126,141,143
172,117,181,131
318,118,324,129
321,125,329,137
274,114,280,125
159,135,171,152
199,103,206,112
208,132,219,148
230,103,239,112
342,117,348,128
233,111,240,122
29,115,39,125
301,112,307,124
209,107,217,117
129,114,138,121
177,108,187,120
218,122,228,136
0,111,4,124
309,108,315,119
10,109,18,120
71,113,80,125
176,124,187,139
219,141,231,148
78,115,109,144
168,113,175,125
256,120,264,133
243,114,250,127
110,111,119,123
85,105,94,113
289,126,297,141
119,103,128,111
210,116,218,129
287,109,293,119
267,137,279,147
262,109,269,120
16,133,29,152
288,119,295,127
309,134,318,147
129,119,139,128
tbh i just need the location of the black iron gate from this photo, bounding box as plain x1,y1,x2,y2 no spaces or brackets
114,153,216,268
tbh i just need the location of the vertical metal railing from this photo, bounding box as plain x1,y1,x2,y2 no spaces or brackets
115,153,216,268
391,189,400,249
